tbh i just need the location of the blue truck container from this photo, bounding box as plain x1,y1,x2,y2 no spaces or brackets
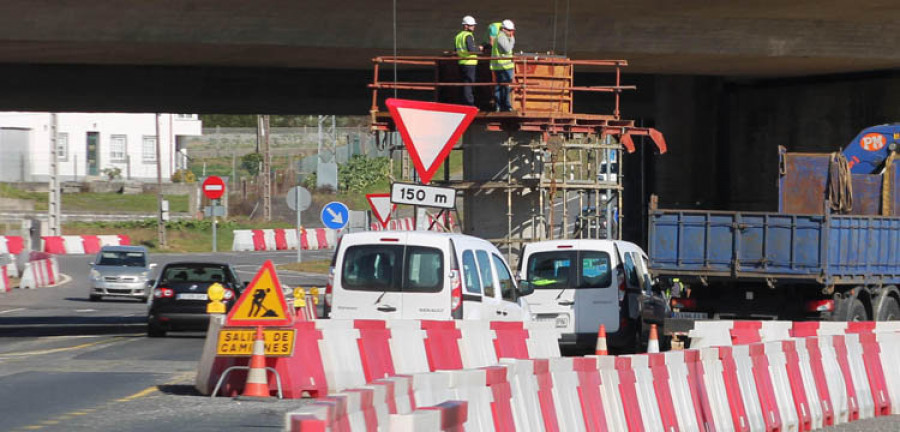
647,125,900,331
648,205,900,326
649,209,900,285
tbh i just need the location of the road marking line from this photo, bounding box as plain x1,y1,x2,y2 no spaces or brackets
0,308,25,314
0,339,114,357
117,386,158,402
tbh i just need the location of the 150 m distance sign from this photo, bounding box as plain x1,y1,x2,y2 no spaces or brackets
391,182,456,209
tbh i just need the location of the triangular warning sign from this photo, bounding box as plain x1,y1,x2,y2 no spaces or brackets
226,260,292,326
366,193,395,229
386,98,477,184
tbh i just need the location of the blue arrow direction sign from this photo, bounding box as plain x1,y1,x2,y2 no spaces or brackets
321,201,349,230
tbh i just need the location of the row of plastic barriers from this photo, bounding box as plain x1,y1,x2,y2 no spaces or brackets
41,234,131,254
231,228,337,252
194,318,562,399
688,319,900,347
284,322,900,431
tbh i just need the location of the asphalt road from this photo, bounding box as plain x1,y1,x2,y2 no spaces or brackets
3,250,900,430
0,250,331,431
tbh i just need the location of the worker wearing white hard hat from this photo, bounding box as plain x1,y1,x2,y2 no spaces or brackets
491,19,516,112
483,19,514,49
455,16,479,105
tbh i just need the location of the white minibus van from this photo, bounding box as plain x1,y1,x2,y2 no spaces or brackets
519,239,667,352
326,231,532,321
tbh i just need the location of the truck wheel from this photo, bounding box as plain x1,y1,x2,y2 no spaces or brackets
847,299,868,321
877,298,900,321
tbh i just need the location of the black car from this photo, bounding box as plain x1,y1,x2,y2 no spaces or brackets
147,262,245,337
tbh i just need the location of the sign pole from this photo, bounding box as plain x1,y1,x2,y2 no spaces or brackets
296,187,302,263
212,199,218,253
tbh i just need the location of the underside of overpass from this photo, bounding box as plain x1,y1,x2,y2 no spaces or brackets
2,0,900,243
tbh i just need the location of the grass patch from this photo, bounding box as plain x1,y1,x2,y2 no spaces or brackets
278,260,331,274
0,184,189,213
0,183,43,201
56,193,189,213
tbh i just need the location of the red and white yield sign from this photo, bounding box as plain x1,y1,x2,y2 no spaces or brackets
386,98,477,184
366,193,395,229
202,175,226,200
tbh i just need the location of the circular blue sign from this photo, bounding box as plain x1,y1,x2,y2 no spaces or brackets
320,201,350,230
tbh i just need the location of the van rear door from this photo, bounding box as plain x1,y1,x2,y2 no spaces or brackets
331,234,406,319
573,247,617,334
399,235,449,319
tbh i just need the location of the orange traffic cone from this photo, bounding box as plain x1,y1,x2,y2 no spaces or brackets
647,324,660,353
595,324,609,356
237,326,274,400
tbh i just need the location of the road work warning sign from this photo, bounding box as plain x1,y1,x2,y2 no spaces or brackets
216,328,296,356
226,260,292,326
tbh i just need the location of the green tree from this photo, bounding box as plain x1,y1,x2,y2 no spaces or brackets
241,153,264,176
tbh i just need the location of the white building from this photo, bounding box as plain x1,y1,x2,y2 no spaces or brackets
0,113,202,182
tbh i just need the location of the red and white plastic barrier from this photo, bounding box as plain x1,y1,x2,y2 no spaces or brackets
197,319,561,399
0,236,24,254
41,235,130,255
19,256,59,289
231,228,338,252
1,263,11,293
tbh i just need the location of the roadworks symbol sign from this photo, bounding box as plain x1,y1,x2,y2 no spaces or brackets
226,260,292,326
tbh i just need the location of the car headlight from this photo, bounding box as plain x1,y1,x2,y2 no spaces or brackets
555,314,570,329
91,270,101,279
140,271,149,279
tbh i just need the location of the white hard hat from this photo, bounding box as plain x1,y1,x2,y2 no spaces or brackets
462,15,476,26
502,19,515,30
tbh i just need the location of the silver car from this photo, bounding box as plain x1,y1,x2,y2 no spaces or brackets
89,245,156,302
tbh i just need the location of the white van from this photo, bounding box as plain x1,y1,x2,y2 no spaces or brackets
325,231,532,321
518,239,667,352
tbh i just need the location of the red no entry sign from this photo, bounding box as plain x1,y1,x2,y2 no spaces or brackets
202,176,226,200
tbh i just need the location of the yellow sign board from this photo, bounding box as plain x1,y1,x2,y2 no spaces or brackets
216,328,296,356
226,260,292,326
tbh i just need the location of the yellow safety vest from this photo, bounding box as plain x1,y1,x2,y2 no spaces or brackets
491,34,514,71
455,30,477,66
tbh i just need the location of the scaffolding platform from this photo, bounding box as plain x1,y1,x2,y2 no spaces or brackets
368,54,666,258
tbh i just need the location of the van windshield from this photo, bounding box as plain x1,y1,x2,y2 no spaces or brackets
341,244,443,293
526,250,612,289
97,251,146,267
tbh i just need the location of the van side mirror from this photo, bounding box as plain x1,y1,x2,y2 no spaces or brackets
517,280,534,297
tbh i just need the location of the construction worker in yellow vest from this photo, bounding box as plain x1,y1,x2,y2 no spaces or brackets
491,19,515,112
484,21,503,51
455,15,478,106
